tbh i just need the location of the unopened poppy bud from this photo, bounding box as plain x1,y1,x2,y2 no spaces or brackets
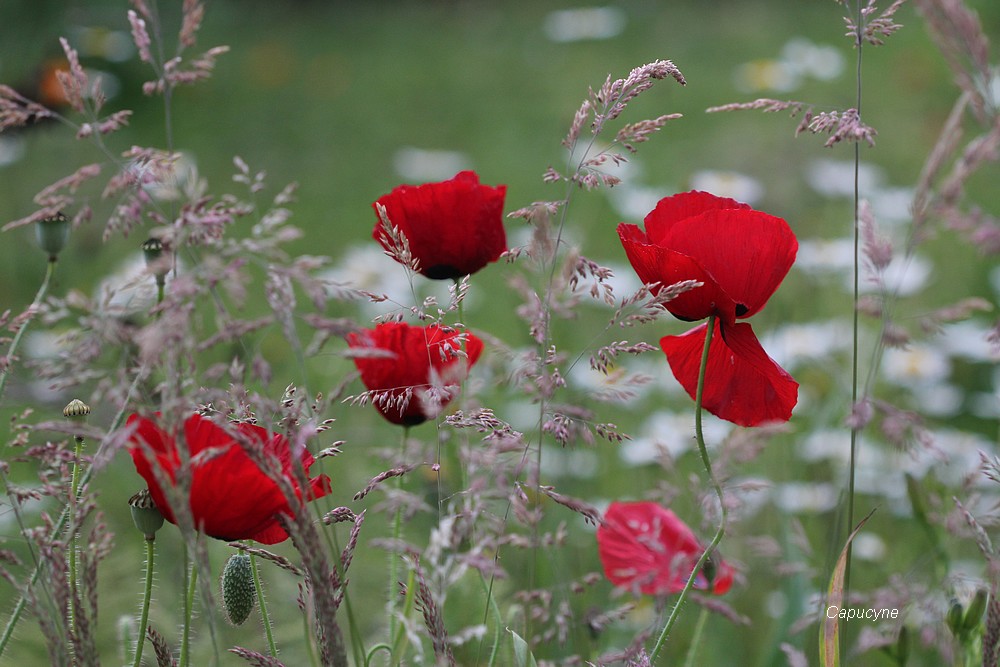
36,212,70,260
128,488,164,540
221,552,256,625
63,398,91,420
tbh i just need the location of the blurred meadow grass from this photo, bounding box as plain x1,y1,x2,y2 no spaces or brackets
1,1,1000,665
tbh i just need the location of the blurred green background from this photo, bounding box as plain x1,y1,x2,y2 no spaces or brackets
2,1,1000,665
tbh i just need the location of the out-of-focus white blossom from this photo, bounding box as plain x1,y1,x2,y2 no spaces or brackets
543,7,626,43
392,147,470,182
689,169,764,205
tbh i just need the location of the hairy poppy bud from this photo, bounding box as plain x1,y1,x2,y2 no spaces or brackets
221,552,256,625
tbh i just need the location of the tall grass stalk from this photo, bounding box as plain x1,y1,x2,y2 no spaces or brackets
844,0,866,645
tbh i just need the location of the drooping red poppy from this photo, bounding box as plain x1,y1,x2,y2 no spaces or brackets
372,170,507,280
596,501,733,596
126,413,332,545
346,322,484,426
617,190,798,426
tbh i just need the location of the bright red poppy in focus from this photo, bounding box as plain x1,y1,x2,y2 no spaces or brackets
617,190,798,426
372,170,507,280
126,413,332,545
346,322,484,426
596,500,733,596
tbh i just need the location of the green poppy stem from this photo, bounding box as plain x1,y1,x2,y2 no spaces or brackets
132,536,156,667
649,315,728,663
180,555,198,667
67,433,86,642
249,552,277,657
388,426,409,658
681,605,710,667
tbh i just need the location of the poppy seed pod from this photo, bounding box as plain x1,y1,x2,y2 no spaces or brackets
128,488,165,540
35,211,70,260
141,237,171,280
63,398,91,420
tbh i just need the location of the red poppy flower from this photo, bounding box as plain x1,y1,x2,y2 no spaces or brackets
126,413,332,545
617,190,798,426
596,501,733,596
346,322,484,426
372,170,507,280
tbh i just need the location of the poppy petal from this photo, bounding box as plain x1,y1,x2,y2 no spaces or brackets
659,209,797,318
126,413,332,544
661,322,798,426
617,223,737,321
347,323,484,425
182,418,295,540
642,190,750,245
373,170,507,279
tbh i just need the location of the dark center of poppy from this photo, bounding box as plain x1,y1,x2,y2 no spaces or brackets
735,303,749,317
400,413,428,427
424,264,463,280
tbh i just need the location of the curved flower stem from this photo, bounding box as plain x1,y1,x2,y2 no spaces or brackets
649,315,727,663
249,552,277,657
132,536,156,667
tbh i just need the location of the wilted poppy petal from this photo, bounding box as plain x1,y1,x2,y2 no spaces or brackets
642,190,750,245
660,209,797,319
617,223,736,321
373,170,507,279
661,322,798,427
